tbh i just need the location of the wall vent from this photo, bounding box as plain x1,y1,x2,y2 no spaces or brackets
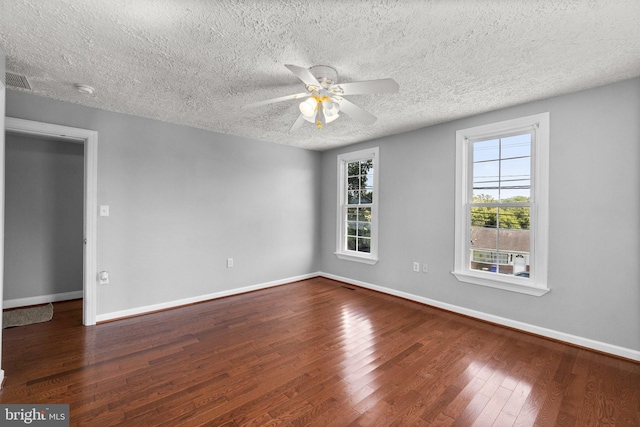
5,72,32,90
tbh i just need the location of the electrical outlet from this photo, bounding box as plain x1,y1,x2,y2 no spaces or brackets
422,263,428,273
413,262,420,272
227,258,234,268
98,271,109,285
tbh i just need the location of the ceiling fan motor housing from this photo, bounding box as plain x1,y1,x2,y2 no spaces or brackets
309,65,338,87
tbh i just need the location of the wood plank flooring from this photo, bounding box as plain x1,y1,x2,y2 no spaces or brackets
1,277,638,426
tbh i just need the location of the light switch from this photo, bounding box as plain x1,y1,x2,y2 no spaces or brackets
100,205,110,217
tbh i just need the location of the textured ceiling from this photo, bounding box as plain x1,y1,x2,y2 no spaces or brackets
1,1,639,151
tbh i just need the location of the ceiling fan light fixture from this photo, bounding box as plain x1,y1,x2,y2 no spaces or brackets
299,97,318,117
324,112,340,124
322,99,339,117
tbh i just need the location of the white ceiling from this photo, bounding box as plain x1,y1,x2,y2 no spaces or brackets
2,1,639,151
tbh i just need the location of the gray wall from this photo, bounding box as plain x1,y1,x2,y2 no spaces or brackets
4,134,84,300
320,77,640,352
6,90,321,315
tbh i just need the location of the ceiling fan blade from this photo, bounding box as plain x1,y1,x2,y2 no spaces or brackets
289,114,306,132
333,78,399,96
284,64,321,87
336,98,377,125
242,92,310,109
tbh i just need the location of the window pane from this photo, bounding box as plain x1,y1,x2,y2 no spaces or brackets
471,206,497,228
361,190,373,204
500,182,530,200
360,159,373,175
498,222,530,252
471,224,497,251
347,208,357,221
346,221,357,237
473,138,499,162
347,161,360,177
348,177,360,191
501,134,531,159
347,236,357,251
498,207,530,230
347,191,359,204
473,160,499,200
358,207,371,222
511,254,529,278
496,252,511,275
358,222,371,237
364,173,374,189
500,157,530,200
357,238,371,253
470,226,497,272
498,228,530,277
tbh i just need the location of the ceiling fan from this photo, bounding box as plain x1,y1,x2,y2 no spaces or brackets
243,64,399,131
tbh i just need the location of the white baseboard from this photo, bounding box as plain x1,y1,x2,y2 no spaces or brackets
92,271,639,361
319,272,640,362
3,290,83,309
96,272,319,323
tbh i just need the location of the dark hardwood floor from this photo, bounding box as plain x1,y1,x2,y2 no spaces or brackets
1,277,638,426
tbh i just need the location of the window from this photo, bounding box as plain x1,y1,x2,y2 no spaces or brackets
453,113,549,296
336,147,379,264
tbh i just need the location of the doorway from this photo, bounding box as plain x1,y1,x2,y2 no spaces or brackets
3,118,97,326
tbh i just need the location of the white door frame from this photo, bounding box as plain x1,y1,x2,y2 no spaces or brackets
4,117,98,326
1,75,6,387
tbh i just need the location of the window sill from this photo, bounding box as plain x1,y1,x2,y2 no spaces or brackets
452,271,550,296
335,252,379,265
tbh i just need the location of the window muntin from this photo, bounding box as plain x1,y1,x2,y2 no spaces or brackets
336,148,379,264
454,113,549,296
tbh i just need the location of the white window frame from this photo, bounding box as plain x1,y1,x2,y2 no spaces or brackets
335,147,379,264
453,113,550,296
